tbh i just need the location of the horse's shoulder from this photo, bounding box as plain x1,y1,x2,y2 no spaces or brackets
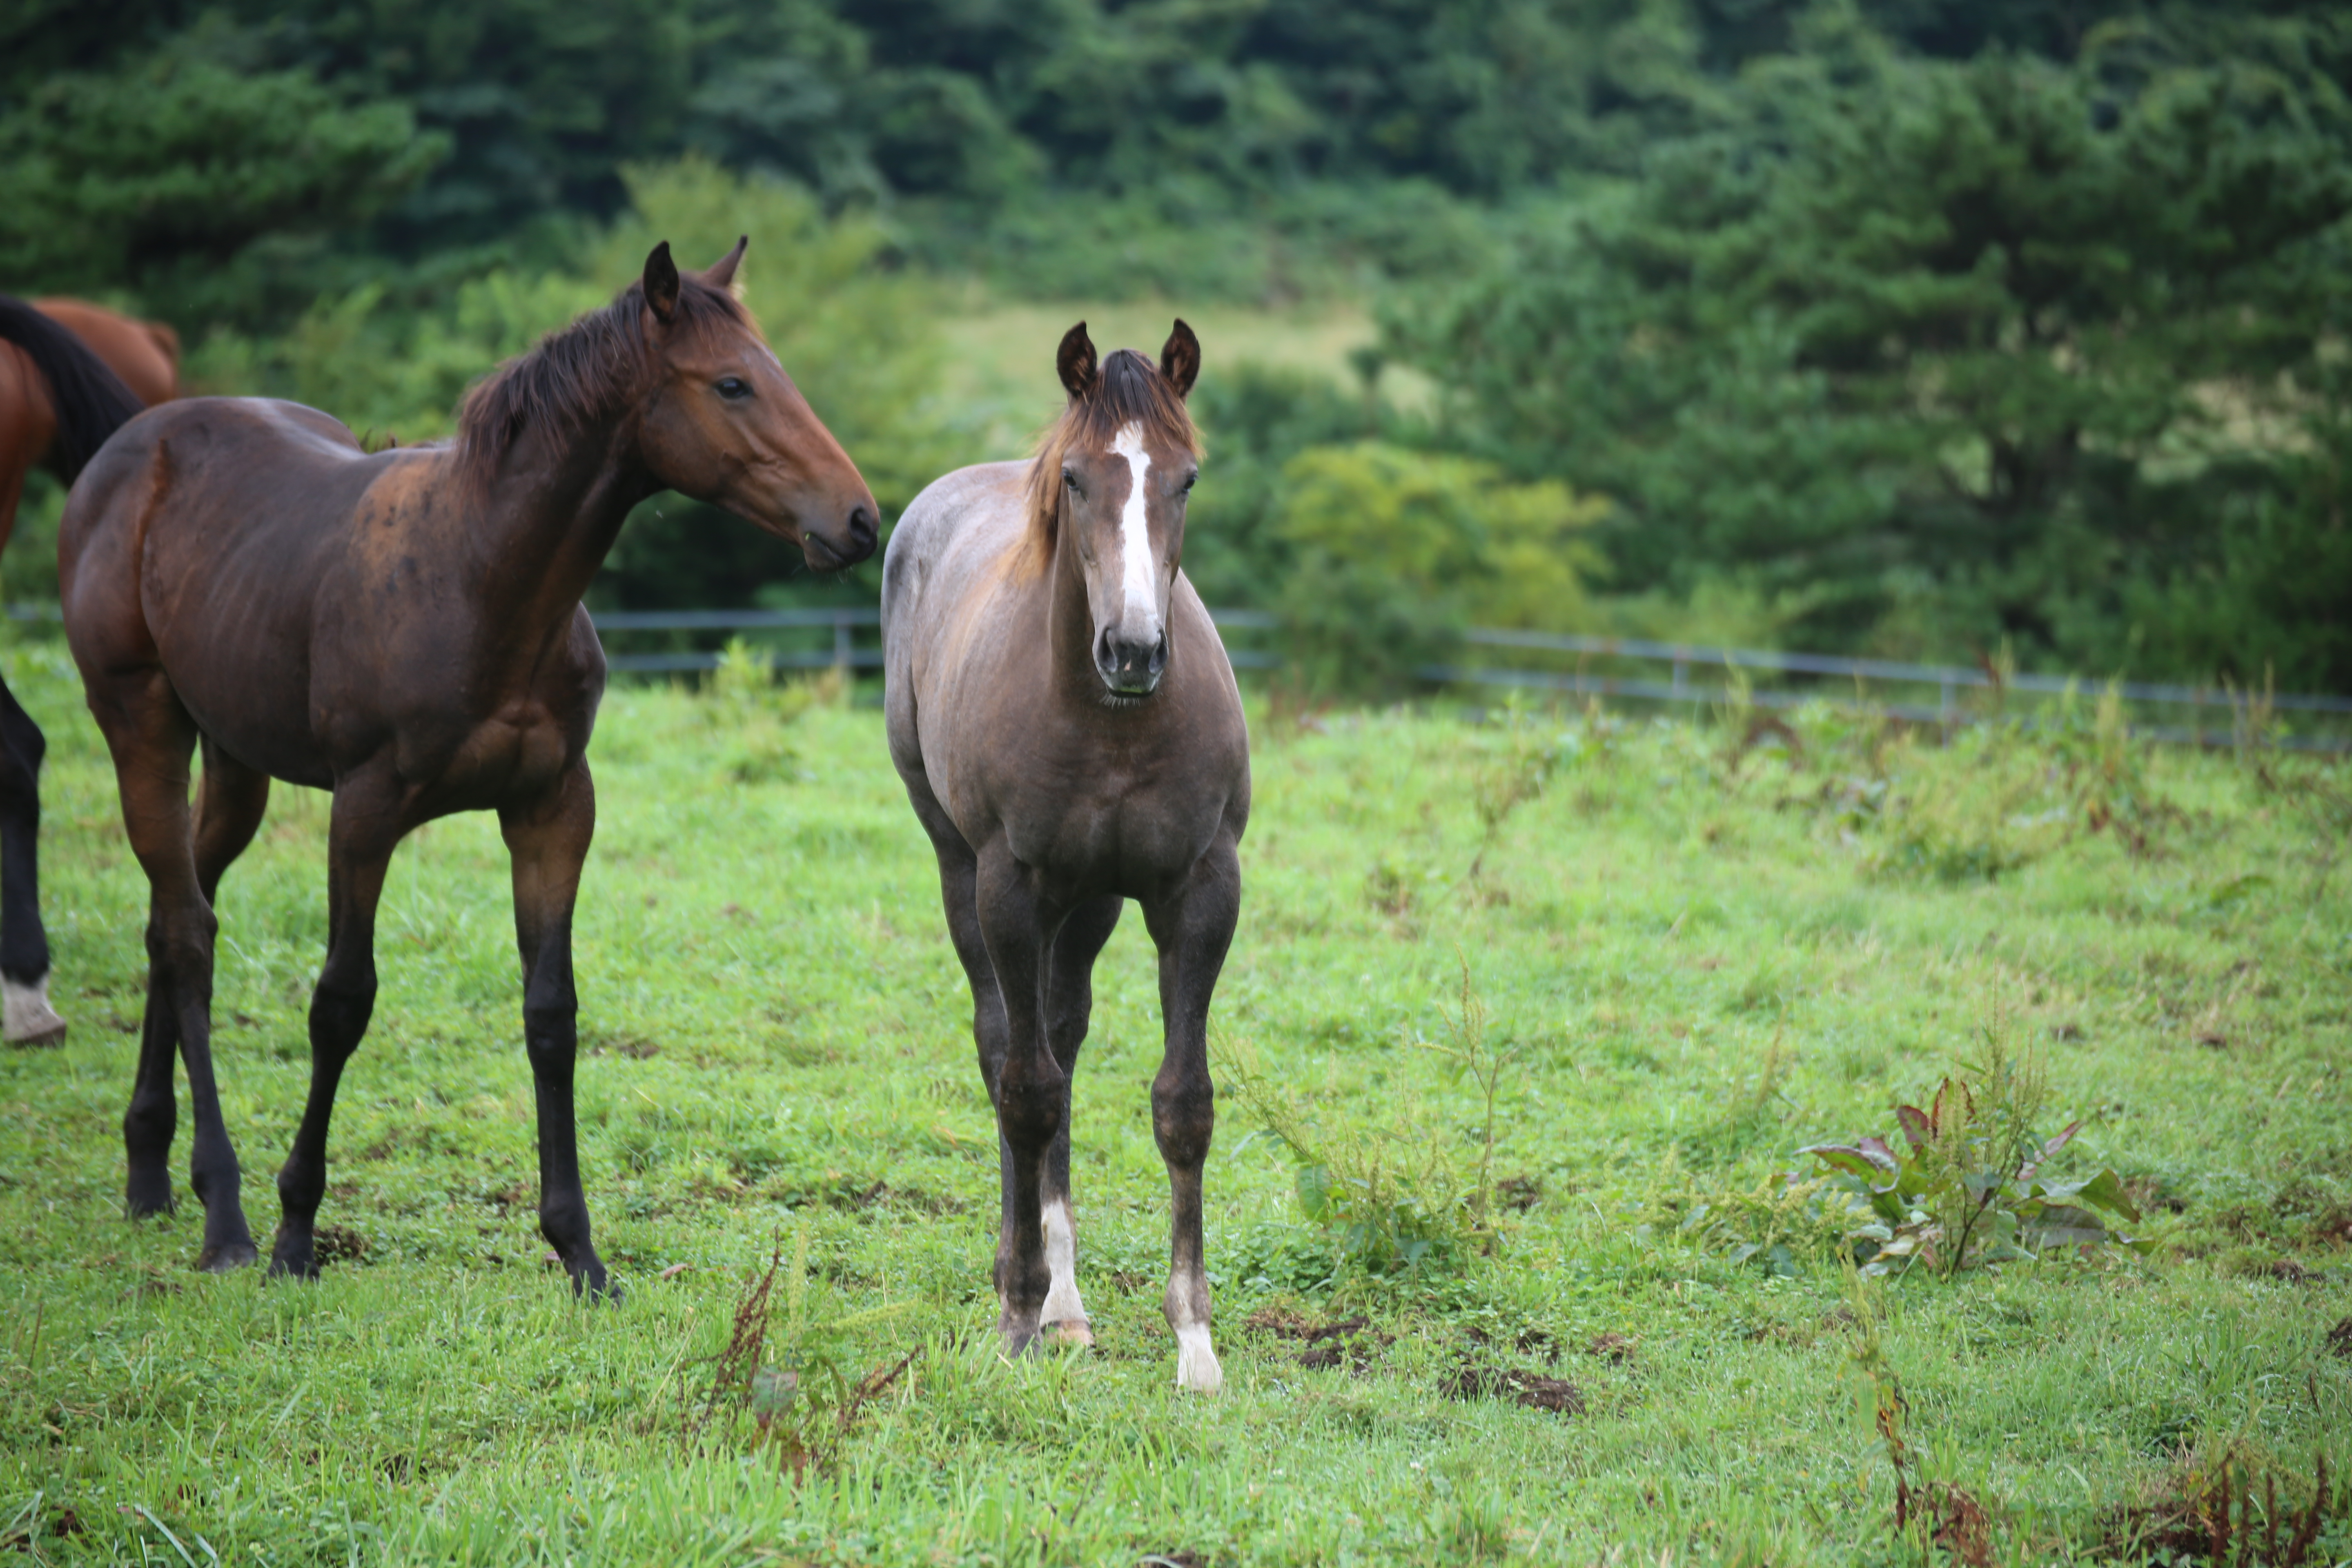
888,461,1033,619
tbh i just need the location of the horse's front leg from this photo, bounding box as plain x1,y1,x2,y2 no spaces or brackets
0,677,65,1046
1038,894,1122,1346
500,760,611,1299
270,770,395,1278
974,844,1067,1355
1141,829,1241,1394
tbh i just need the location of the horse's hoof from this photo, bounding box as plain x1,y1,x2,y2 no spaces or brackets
267,1233,318,1280
196,1239,260,1273
1042,1318,1096,1349
3,976,67,1047
566,1265,623,1305
1174,1327,1223,1394
124,1183,175,1221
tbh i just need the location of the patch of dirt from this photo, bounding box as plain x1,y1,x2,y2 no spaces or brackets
312,1225,370,1266
1587,1332,1639,1363
1511,1327,1559,1360
1139,1552,1203,1568
1441,1361,1585,1415
0,1501,83,1550
1496,1174,1542,1212
1244,1308,1393,1372
479,1180,530,1212
2312,1209,2352,1248
2262,1259,2315,1286
2323,1317,2352,1359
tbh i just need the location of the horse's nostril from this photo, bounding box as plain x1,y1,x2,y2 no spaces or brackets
846,505,878,552
1148,633,1169,674
1095,628,1119,673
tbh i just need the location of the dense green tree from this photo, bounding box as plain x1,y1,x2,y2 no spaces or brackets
0,30,440,322
1387,12,2352,680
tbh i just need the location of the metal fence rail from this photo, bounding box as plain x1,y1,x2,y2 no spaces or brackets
11,601,2344,747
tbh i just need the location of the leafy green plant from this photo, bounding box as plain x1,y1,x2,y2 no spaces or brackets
1802,1035,2147,1278
1673,1168,1851,1279
1224,960,1527,1274
1222,1037,1477,1276
687,1218,912,1479
1414,953,1523,1234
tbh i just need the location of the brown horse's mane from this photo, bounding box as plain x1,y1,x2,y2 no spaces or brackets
455,275,746,496
1019,347,1200,578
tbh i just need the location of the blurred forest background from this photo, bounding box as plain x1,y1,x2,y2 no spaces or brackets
3,0,2348,691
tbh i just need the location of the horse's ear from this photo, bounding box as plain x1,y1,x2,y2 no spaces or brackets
702,234,748,291
1056,321,1098,399
1159,318,1200,399
643,241,681,323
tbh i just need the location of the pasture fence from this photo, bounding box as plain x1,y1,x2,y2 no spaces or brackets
13,601,2347,751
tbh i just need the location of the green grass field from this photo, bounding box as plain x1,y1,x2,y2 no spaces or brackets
1,637,2348,1566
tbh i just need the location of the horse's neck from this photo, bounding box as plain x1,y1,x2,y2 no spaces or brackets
463,413,650,641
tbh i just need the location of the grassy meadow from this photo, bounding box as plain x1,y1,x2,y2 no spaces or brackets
933,295,1427,459
0,635,2348,1566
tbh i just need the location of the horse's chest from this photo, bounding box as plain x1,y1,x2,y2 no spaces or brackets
996,768,1220,892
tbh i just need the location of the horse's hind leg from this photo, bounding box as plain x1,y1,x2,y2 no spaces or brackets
1141,830,1241,1394
193,737,270,905
501,760,612,1299
91,679,255,1266
270,770,395,1278
0,675,65,1046
1038,894,1121,1345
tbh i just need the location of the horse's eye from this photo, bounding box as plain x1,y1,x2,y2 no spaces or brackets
1180,473,1198,494
715,377,751,401
1063,470,1080,491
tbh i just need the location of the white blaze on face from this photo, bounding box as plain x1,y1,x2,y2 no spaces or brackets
1107,422,1161,641
1039,1196,1087,1328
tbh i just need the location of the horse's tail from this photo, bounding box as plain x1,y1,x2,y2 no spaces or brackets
0,294,148,482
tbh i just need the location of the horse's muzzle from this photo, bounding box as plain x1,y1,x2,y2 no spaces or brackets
802,503,879,571
1096,625,1168,697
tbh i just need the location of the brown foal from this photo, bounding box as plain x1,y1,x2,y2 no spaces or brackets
883,321,1247,1390
59,241,876,1288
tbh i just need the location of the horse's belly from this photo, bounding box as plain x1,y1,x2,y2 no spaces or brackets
167,649,334,786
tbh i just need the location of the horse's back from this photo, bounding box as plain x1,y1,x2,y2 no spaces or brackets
62,398,374,577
